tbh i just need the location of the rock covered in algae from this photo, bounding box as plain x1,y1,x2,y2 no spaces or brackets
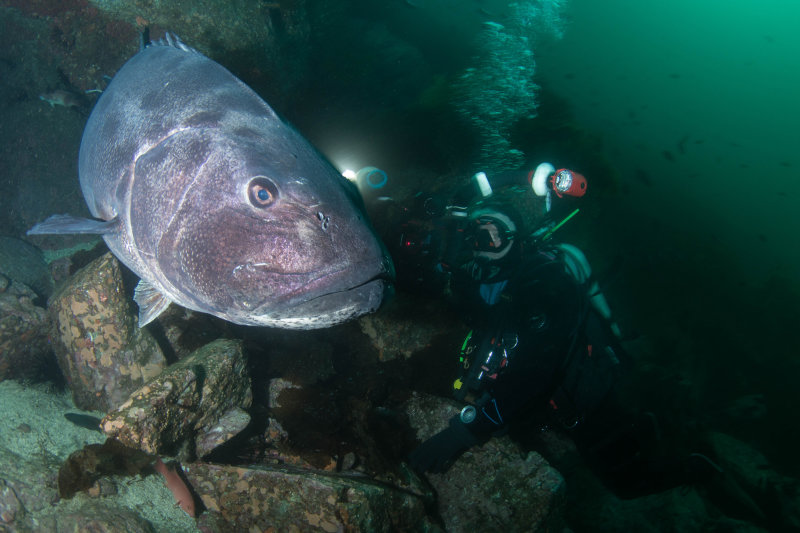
48,252,166,411
358,294,457,362
101,338,252,457
405,391,567,533
185,462,440,532
0,276,52,381
0,236,54,300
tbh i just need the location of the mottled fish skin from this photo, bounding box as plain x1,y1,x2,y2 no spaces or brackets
34,34,393,329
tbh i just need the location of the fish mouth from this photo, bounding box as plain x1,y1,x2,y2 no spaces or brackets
231,257,394,328
277,275,390,325
283,261,392,303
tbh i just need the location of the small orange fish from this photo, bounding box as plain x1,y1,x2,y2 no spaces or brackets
153,458,196,517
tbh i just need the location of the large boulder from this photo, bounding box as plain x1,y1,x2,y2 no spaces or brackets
0,276,52,381
185,462,440,532
405,391,567,533
48,253,167,411
0,447,60,527
101,338,252,458
35,501,156,533
0,236,54,300
359,294,460,362
706,431,800,528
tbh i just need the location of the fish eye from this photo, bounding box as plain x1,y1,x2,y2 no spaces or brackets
247,176,278,208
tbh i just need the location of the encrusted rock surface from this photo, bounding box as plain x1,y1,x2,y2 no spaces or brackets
102,338,252,457
405,391,567,532
0,447,60,526
194,406,251,458
48,253,167,411
0,236,54,300
0,277,52,381
431,443,566,533
185,462,440,532
36,500,157,533
359,295,459,361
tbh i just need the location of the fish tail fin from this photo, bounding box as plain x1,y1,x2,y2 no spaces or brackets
27,214,118,235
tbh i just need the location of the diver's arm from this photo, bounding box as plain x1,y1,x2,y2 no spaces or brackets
407,390,517,474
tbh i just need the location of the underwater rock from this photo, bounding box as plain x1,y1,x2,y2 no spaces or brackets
705,431,779,523
48,252,167,411
0,447,59,528
0,236,54,300
260,378,329,469
263,416,290,447
564,474,741,533
57,439,152,500
434,445,565,533
405,391,566,532
0,477,26,527
0,380,196,531
150,304,225,362
267,377,302,409
720,393,768,422
358,295,454,361
101,339,252,457
40,500,155,532
690,431,800,529
184,462,439,532
86,0,312,103
195,406,251,458
0,277,53,381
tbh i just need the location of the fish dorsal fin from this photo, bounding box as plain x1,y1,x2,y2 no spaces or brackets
27,214,118,235
134,279,172,326
151,32,198,54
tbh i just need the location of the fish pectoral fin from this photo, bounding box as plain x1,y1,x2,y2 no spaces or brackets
27,214,118,235
134,279,172,327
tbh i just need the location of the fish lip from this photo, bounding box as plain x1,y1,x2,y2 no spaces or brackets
283,262,392,304
297,268,393,304
239,258,393,313
290,275,389,311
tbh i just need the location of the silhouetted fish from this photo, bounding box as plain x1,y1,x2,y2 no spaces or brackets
634,169,653,187
677,135,689,155
64,413,103,432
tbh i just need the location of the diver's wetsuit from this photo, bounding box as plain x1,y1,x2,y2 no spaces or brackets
410,245,710,498
451,245,622,436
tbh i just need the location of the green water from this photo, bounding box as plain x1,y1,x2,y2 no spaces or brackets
537,0,800,282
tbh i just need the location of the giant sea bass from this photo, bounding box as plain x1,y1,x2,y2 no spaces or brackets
30,34,393,329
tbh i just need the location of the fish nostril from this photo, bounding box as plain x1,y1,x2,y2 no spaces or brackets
317,211,330,231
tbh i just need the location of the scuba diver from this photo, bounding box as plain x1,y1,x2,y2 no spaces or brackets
399,163,720,499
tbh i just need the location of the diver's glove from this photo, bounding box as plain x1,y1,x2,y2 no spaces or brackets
408,415,484,474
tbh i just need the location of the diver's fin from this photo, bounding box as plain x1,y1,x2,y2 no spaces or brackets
134,279,172,327
27,214,117,235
